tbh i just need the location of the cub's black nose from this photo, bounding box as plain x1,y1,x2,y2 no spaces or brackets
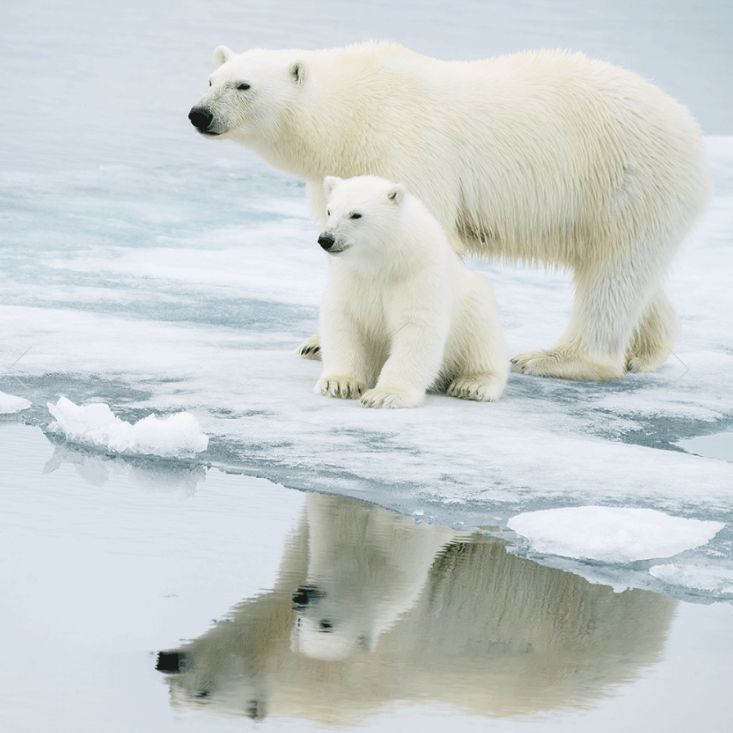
156,650,187,673
188,106,213,131
292,585,323,607
318,233,335,251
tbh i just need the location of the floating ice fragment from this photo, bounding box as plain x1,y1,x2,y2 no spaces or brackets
0,390,31,414
649,563,733,596
508,506,725,563
47,397,208,457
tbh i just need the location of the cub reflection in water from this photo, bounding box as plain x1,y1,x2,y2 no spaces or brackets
156,493,675,723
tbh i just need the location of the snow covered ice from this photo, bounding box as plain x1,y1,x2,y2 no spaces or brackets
0,390,31,414
0,0,731,603
508,507,725,563
649,563,733,597
47,396,208,457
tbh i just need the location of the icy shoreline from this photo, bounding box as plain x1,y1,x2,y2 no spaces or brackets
3,418,729,603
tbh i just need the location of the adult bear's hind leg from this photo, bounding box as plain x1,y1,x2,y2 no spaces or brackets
512,254,659,381
625,290,678,373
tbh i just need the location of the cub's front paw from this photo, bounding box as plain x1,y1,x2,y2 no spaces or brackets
315,376,367,399
360,387,424,409
446,374,505,402
298,335,322,361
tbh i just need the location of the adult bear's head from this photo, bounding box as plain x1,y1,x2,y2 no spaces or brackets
188,46,305,141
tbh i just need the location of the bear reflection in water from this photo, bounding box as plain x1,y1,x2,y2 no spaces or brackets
156,493,675,723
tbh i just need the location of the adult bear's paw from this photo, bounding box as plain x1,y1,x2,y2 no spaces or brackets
511,349,624,381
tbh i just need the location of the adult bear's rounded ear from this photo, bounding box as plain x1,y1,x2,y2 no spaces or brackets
387,184,406,204
213,45,234,67
323,176,342,196
290,61,305,85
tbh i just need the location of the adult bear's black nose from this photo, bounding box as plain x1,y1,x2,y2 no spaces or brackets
188,106,213,131
318,233,335,251
156,650,188,673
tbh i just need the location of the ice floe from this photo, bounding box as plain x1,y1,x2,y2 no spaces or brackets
47,397,208,457
649,563,733,597
0,390,31,414
508,506,725,563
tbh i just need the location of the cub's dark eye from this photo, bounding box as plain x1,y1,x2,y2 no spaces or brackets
208,80,212,87
237,83,251,91
326,209,331,216
349,212,362,220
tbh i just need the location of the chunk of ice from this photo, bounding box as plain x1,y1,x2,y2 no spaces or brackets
508,506,725,562
649,563,733,596
0,390,31,414
47,397,208,457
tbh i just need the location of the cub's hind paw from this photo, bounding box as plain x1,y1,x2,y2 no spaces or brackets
446,375,505,402
298,335,322,361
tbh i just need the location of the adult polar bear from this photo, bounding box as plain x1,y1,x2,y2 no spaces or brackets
189,42,710,380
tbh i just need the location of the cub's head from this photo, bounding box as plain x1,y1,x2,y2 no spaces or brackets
188,46,305,140
318,176,406,261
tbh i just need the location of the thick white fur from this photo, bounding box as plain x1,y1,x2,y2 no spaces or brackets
194,43,710,381
315,175,508,408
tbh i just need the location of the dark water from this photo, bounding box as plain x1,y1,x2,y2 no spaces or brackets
1,423,731,732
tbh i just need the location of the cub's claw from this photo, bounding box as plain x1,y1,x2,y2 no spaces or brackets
297,335,322,361
360,387,424,409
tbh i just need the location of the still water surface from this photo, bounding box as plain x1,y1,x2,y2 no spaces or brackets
1,423,731,732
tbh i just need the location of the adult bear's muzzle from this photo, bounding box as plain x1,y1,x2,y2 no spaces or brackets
188,106,216,134
318,233,336,251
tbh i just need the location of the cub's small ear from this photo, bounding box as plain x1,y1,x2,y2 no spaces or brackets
323,176,343,196
386,184,406,204
290,61,305,85
213,45,234,67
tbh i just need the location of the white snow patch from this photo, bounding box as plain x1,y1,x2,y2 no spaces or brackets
0,390,31,414
649,563,733,596
47,397,208,457
508,506,725,563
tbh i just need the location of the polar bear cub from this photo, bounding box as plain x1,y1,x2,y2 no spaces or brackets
315,175,508,409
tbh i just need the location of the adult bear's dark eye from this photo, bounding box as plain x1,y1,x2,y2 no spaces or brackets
208,80,212,87
237,83,251,91
326,209,331,216
349,212,362,220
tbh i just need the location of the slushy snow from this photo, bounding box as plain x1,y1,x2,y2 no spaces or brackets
47,397,208,457
0,390,31,414
508,506,725,562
